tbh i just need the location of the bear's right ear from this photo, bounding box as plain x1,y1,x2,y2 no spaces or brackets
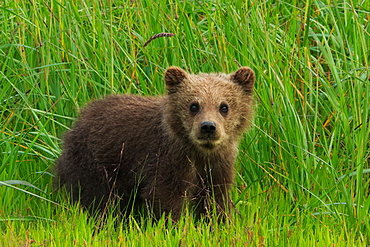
165,67,188,90
230,67,255,94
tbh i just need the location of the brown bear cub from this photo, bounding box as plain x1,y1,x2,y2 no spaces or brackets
56,66,255,221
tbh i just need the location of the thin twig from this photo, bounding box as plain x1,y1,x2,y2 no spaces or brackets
143,33,175,47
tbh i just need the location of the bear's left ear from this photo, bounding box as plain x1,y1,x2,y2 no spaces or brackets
230,67,255,94
165,66,188,91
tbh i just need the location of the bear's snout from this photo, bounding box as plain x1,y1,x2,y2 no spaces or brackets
200,121,216,135
197,121,221,149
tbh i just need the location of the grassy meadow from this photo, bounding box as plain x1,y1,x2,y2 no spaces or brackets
1,0,369,245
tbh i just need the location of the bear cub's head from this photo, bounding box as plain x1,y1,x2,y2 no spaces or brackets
164,66,255,152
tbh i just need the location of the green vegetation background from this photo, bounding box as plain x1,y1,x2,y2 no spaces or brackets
1,0,369,246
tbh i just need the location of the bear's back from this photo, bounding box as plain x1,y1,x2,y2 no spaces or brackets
76,95,165,165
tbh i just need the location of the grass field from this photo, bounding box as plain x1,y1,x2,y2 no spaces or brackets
1,0,369,246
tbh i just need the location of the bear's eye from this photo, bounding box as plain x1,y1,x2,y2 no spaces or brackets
190,102,200,113
220,103,228,114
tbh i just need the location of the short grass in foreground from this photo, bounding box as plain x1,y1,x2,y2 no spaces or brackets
0,0,369,245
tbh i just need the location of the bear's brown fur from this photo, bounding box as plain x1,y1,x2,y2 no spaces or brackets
56,66,255,221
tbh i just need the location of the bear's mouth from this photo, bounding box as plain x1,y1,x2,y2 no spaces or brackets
197,137,220,149
200,142,216,149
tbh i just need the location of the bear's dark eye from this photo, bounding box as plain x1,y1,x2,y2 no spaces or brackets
220,103,228,114
190,102,200,113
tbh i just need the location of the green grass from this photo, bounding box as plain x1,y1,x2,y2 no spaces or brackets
1,0,369,245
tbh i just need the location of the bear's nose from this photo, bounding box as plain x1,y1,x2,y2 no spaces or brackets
200,121,216,135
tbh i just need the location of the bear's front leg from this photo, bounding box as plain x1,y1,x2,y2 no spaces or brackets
141,183,186,221
154,192,185,221
211,183,232,219
191,182,231,221
195,168,234,220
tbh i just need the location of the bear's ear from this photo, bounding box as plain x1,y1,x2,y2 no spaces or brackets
165,66,188,89
230,67,255,93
